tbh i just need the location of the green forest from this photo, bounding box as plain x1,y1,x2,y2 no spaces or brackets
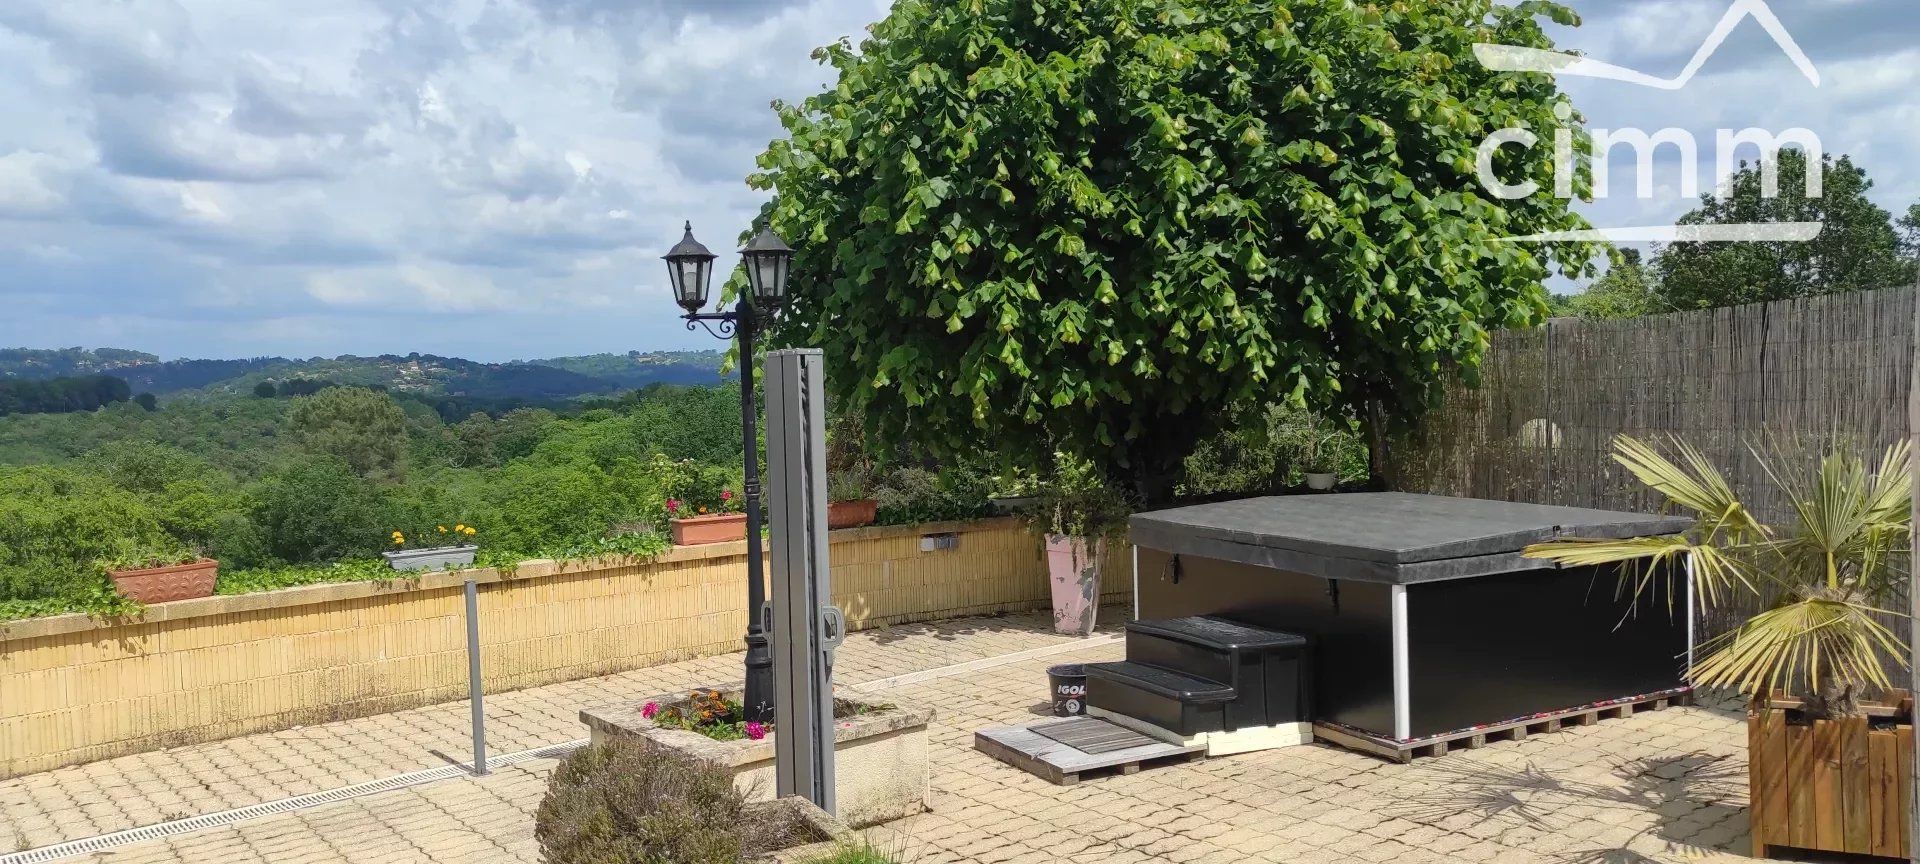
0,355,1361,622
0,377,1015,622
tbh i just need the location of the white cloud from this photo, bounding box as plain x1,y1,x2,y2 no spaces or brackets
0,0,1910,355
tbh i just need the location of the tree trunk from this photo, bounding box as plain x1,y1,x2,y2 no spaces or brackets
1364,398,1394,492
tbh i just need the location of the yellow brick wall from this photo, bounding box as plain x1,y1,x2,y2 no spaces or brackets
0,519,1130,779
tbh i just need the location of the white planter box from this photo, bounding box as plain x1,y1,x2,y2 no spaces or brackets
381,545,477,572
581,685,933,828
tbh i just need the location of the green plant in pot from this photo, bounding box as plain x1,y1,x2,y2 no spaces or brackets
826,465,878,530
1287,414,1344,491
1523,435,1912,860
1027,454,1132,637
101,539,217,605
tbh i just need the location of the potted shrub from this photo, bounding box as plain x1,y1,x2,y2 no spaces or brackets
826,467,878,530
1525,436,1913,860
104,542,218,604
668,489,747,546
383,524,479,571
987,468,1045,515
1027,455,1132,637
1288,414,1343,491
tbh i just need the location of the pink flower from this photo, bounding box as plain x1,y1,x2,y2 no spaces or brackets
744,721,767,740
720,489,734,501
641,702,660,719
665,499,680,514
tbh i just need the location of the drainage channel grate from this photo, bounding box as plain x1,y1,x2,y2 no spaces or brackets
0,740,586,864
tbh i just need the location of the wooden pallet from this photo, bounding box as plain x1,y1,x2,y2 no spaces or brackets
975,718,1205,785
1314,688,1694,764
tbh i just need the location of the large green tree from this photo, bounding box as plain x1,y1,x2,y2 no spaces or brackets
1561,248,1665,320
752,0,1599,494
1653,152,1916,310
286,387,410,482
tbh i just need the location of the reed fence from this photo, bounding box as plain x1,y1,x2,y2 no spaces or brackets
1392,285,1917,637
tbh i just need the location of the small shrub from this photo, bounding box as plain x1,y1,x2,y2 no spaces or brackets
800,842,905,864
873,466,992,525
535,739,793,864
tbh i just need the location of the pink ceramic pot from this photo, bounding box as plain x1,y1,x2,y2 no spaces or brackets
1045,535,1105,637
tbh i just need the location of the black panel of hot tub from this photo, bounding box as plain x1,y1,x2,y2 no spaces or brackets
1405,563,1686,738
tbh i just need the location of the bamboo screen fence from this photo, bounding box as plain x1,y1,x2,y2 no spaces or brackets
1391,284,1917,636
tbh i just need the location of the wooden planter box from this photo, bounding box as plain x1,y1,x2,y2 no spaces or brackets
1750,695,1913,860
827,499,877,530
670,513,748,546
109,559,218,604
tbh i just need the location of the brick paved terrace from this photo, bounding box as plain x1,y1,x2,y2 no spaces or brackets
2,609,1767,864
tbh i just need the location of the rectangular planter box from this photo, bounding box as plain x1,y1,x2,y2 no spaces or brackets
381,545,477,572
827,499,877,530
110,559,218,604
671,513,748,546
1750,703,1912,860
581,685,933,828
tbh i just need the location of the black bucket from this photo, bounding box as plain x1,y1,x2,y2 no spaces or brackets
1048,664,1088,716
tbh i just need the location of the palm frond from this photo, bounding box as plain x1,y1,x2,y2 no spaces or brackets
1522,537,1750,614
1612,435,1762,540
1690,598,1908,698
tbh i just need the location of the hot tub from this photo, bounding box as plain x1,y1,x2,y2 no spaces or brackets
1127,492,1694,747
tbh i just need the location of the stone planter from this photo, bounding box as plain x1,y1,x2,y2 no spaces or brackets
757,796,857,864
1304,472,1338,491
1045,534,1104,637
989,495,1038,515
381,545,477,572
671,513,748,546
581,685,933,828
109,558,218,604
827,499,878,530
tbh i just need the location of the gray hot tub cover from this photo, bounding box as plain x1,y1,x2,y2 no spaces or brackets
1128,492,1693,584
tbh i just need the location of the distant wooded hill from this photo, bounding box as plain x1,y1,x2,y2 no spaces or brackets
0,348,729,400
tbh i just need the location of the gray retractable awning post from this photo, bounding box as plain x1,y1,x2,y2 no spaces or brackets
764,348,843,813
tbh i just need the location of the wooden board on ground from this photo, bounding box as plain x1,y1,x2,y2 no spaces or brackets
1314,688,1692,764
975,718,1205,785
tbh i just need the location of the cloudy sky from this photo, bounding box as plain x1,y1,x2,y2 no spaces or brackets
0,0,1913,362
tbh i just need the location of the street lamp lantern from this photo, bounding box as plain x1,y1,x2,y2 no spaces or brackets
663,217,794,723
740,224,794,308
664,221,717,314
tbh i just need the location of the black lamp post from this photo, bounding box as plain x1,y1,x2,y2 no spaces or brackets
664,220,794,723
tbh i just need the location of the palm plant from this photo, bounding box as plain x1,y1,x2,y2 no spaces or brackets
1523,435,1911,719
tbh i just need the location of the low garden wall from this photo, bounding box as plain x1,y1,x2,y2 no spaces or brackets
0,518,1128,780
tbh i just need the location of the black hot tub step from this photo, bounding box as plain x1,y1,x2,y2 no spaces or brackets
1081,661,1235,703
1128,616,1308,652
1083,661,1235,736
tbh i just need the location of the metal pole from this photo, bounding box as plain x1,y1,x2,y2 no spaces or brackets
739,300,776,722
1906,279,1918,864
464,578,488,776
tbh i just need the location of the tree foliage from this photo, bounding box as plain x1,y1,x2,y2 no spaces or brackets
287,386,410,482
1654,152,1917,310
752,0,1600,490
0,374,132,416
1561,248,1665,320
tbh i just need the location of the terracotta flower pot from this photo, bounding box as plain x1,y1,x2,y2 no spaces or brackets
109,559,218,604
1045,535,1104,637
827,499,878,530
671,513,748,546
